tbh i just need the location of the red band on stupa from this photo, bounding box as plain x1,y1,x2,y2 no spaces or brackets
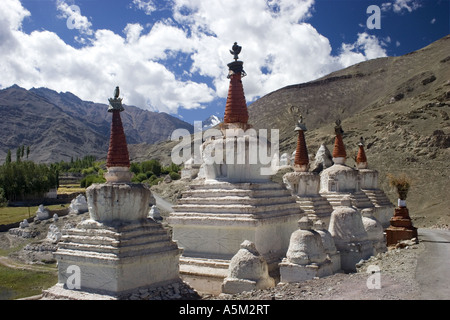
223,72,249,124
356,145,367,164
332,134,347,159
106,110,130,168
294,130,309,166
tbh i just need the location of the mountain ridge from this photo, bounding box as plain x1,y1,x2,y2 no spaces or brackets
0,85,194,163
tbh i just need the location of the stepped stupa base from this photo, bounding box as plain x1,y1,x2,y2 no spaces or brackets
50,218,182,297
169,180,303,294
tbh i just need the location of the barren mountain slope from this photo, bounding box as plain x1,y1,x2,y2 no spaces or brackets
251,35,450,228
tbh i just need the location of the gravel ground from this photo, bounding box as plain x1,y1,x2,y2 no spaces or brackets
206,240,424,300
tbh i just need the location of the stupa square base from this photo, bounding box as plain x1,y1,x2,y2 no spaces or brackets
386,226,418,246
279,259,333,283
53,218,182,297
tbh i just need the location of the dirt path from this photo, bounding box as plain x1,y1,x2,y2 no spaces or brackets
0,256,56,273
153,193,174,213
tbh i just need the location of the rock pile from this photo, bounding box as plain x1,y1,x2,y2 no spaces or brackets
123,281,200,300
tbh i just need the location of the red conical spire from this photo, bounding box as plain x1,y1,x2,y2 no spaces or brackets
104,87,133,183
356,137,368,169
223,71,249,124
106,110,130,168
221,43,251,132
332,120,346,164
293,118,309,172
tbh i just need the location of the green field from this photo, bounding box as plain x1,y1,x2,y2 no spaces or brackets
0,205,65,225
0,263,57,299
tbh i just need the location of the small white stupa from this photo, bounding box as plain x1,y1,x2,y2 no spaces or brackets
222,240,275,294
279,217,333,283
68,194,88,215
328,197,373,272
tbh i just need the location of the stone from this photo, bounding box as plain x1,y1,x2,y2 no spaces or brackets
328,198,373,272
148,205,162,222
279,217,333,283
46,224,62,243
19,219,29,228
222,240,275,294
68,194,88,215
35,205,50,221
53,213,59,222
311,144,333,173
181,157,200,180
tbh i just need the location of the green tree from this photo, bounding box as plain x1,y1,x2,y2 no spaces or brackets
169,171,181,180
0,187,7,207
141,160,162,176
5,150,11,165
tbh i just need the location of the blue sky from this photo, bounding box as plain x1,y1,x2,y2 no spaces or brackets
1,0,448,125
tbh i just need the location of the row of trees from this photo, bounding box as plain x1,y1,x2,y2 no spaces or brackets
80,159,181,188
0,147,182,203
0,160,59,203
4,145,31,164
51,155,97,174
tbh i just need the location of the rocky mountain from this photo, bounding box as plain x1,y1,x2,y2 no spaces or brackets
132,35,450,227
0,85,193,163
248,35,450,228
202,115,223,130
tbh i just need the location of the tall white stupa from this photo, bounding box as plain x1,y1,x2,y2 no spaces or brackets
168,43,303,294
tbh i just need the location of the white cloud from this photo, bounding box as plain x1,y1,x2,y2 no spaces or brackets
56,0,93,35
381,0,421,13
337,33,388,68
131,0,157,15
430,18,436,24
0,0,388,115
123,23,144,43
171,0,386,100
